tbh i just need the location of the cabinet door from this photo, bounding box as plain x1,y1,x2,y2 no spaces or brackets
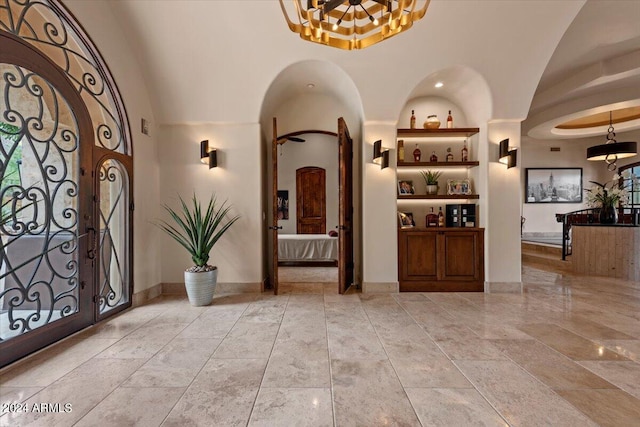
399,231,438,281
440,231,482,281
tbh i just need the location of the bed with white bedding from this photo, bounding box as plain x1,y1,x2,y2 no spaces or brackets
278,234,338,262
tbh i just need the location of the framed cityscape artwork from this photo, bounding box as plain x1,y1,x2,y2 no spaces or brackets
525,168,582,203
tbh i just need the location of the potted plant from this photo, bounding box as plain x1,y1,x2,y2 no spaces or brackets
157,194,239,306
420,170,442,195
585,171,634,224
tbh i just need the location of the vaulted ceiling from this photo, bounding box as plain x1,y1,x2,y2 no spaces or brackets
67,0,639,140
524,0,640,140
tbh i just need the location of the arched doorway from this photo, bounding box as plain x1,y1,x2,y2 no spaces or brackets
0,0,133,368
260,60,365,295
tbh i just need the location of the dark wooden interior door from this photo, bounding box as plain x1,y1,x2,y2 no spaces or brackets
296,167,326,234
338,117,354,294
271,117,280,295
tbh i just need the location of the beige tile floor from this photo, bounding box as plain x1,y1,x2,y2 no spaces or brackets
1,263,640,426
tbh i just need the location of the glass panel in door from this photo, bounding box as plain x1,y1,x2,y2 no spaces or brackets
97,158,130,317
0,63,89,347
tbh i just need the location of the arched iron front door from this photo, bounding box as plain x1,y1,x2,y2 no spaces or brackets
0,31,95,367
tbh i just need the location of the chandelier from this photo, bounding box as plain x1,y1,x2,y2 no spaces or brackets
279,0,430,50
586,111,637,171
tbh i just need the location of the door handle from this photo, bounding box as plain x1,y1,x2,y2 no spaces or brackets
86,226,97,259
268,226,283,230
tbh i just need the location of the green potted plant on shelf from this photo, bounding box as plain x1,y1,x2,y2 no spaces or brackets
420,170,442,195
157,194,240,306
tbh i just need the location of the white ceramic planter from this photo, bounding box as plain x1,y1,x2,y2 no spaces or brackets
426,184,438,195
184,268,217,306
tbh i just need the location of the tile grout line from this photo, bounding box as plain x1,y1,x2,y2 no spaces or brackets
358,295,423,426
244,292,291,427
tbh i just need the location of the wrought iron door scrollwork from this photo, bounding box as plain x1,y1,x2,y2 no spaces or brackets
0,0,132,156
97,160,129,312
0,63,80,340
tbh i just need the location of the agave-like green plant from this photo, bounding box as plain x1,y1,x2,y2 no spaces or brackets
420,170,442,185
157,194,240,270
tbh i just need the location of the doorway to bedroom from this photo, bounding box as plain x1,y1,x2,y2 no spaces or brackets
269,119,355,295
261,60,364,296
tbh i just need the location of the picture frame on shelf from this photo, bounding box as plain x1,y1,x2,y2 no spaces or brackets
397,211,415,228
525,168,582,203
447,179,472,195
398,180,415,195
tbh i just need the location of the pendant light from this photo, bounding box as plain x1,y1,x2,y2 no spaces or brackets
587,111,637,171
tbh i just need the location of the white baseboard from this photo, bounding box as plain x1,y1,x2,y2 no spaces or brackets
362,282,399,293
160,282,262,296
484,281,523,293
132,283,163,307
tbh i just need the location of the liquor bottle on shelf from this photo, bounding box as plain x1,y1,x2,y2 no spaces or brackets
430,151,438,162
461,139,468,162
413,144,421,162
398,140,405,162
447,110,453,128
438,207,445,227
410,110,416,129
446,147,453,162
426,207,438,227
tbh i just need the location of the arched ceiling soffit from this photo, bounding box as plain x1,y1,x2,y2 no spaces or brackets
404,66,493,126
524,0,640,140
260,59,364,138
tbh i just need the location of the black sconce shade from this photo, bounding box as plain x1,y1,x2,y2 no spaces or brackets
380,149,389,169
200,140,209,164
200,140,218,168
373,140,382,164
372,139,389,169
499,138,517,169
208,149,217,169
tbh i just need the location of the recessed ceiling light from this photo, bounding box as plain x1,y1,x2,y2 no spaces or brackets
307,83,315,89
434,82,444,88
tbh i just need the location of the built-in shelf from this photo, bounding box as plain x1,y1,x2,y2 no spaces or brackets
397,128,479,138
397,194,480,200
397,161,479,168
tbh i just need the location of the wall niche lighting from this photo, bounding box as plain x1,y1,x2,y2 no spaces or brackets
499,138,517,169
200,140,218,169
373,139,389,169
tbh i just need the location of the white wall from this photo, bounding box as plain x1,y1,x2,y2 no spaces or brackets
158,124,262,286
362,122,399,288
64,0,162,293
486,121,522,287
520,128,640,235
521,136,608,235
277,135,339,235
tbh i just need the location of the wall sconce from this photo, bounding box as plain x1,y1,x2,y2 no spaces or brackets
499,138,517,169
372,139,389,169
200,140,218,169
